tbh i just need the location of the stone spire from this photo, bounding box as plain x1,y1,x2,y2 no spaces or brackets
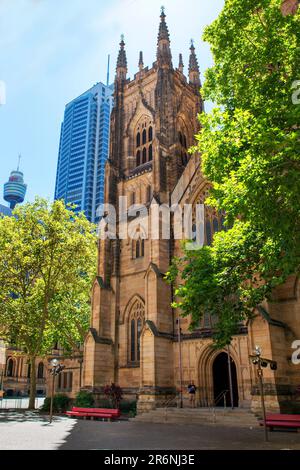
178,53,184,73
157,7,172,68
116,35,127,81
189,40,200,86
139,51,144,71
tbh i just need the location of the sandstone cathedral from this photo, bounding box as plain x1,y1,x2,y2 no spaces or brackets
82,10,300,414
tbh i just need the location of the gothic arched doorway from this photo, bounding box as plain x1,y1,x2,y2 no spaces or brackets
213,352,239,407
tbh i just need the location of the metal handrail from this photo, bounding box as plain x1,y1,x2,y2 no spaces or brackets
163,394,179,421
211,389,229,423
214,389,229,407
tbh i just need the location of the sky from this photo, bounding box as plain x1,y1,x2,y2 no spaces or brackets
0,0,225,205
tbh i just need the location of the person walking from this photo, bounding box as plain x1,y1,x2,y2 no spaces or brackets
187,381,197,408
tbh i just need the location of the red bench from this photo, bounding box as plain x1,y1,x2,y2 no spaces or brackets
66,407,121,421
259,414,300,432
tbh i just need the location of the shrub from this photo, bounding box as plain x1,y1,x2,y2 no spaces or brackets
41,394,70,413
280,401,300,414
97,398,111,408
103,383,123,409
119,400,137,415
74,390,95,408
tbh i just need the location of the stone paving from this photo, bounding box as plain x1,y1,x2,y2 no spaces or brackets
60,419,300,450
1,411,300,450
0,412,75,450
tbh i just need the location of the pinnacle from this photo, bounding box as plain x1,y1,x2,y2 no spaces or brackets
189,40,199,74
117,35,127,70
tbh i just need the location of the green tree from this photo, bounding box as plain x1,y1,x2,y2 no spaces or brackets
0,198,97,408
167,0,300,347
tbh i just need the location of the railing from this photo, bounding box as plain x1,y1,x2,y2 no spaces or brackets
161,394,180,422
210,389,229,423
0,397,45,410
4,377,46,385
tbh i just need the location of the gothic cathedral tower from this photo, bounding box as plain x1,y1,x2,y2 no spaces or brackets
83,9,203,411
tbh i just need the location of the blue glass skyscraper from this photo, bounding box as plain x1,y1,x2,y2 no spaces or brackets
55,82,113,222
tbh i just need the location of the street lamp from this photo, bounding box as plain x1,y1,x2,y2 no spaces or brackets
177,317,183,408
0,340,6,399
49,358,65,424
249,346,277,442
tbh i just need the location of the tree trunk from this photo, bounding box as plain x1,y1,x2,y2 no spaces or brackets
28,357,36,410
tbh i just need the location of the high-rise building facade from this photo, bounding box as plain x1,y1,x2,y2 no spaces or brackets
55,82,113,222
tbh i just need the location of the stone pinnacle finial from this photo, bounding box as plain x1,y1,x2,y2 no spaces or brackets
189,40,200,87
157,7,172,67
117,35,127,65
178,53,184,73
116,35,127,80
139,51,144,71
158,6,169,42
189,39,199,73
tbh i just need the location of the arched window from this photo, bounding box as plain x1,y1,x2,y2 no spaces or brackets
192,223,197,242
142,129,147,145
198,312,218,330
133,238,145,259
131,319,136,362
6,358,14,377
178,126,189,167
203,311,212,329
27,364,31,379
136,151,141,167
37,362,44,379
134,118,154,168
178,132,183,146
141,239,145,257
136,239,140,259
213,218,219,235
136,132,141,147
146,185,152,203
206,220,212,246
183,135,187,149
129,300,145,363
142,147,147,164
137,319,142,361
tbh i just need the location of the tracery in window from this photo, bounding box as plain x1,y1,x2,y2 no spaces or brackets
178,128,189,167
129,300,145,363
135,117,154,168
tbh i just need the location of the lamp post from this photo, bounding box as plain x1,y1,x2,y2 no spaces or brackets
178,316,183,408
249,346,277,443
227,345,234,410
49,358,65,424
0,340,6,400
78,357,83,389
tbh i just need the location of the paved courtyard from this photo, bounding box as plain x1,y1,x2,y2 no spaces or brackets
0,412,300,450
0,412,76,450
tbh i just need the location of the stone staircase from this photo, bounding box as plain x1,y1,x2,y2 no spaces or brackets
132,407,259,428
